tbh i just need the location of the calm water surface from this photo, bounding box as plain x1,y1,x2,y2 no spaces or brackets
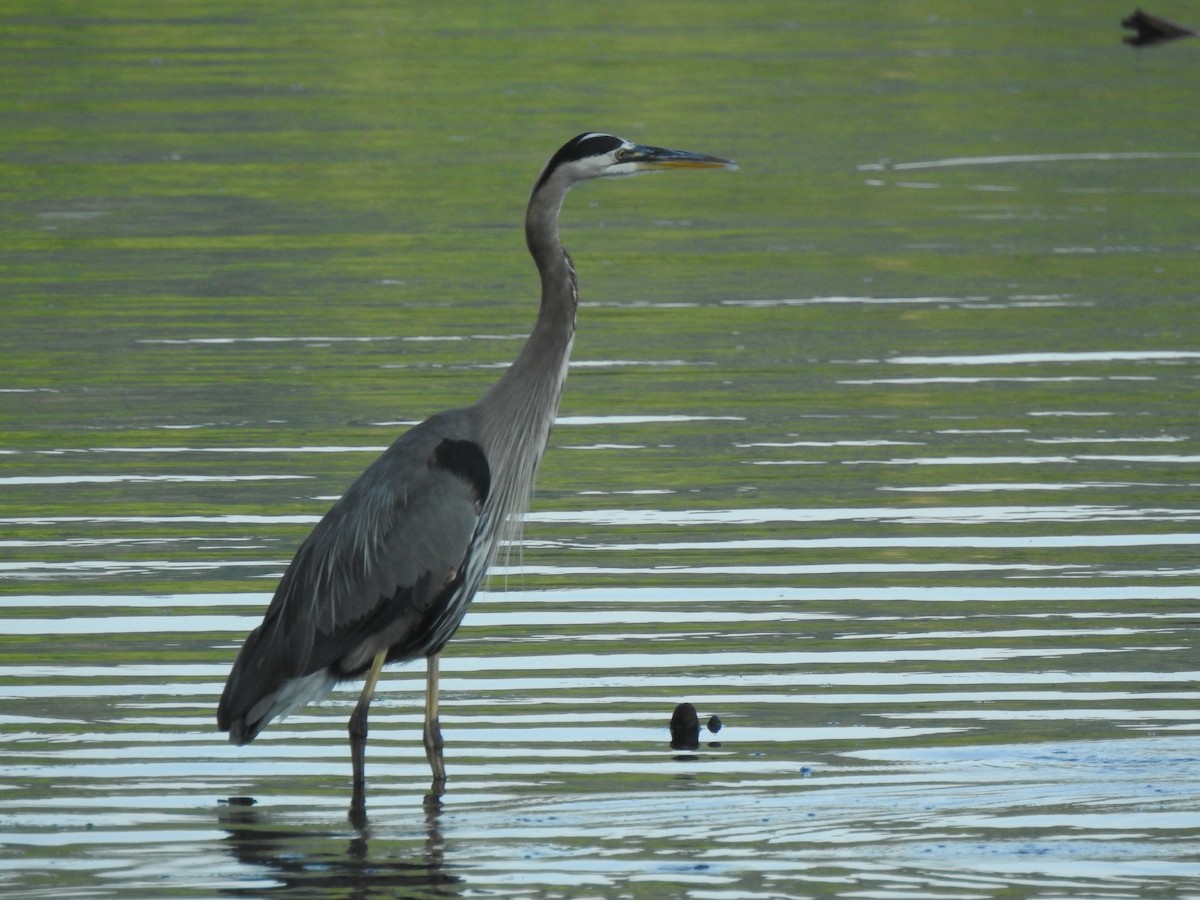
2,3,1199,898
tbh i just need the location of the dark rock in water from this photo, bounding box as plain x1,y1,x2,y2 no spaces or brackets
670,702,701,750
706,714,723,734
1122,9,1197,47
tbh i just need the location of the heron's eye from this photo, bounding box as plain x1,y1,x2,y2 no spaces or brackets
614,148,628,161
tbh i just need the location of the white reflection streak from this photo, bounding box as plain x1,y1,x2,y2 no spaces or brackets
37,446,387,454
881,482,1157,493
491,563,1073,577
1028,436,1186,444
567,360,694,368
138,335,398,344
0,560,283,575
556,414,744,425
737,439,923,448
840,376,1110,384
3,584,1197,609
843,456,1076,466
135,335,501,345
721,297,967,307
889,350,1200,365
0,559,1083,579
842,454,1200,466
0,514,318,525
0,647,1149,676
857,151,1200,172
2,615,251,635
1077,454,1200,463
3,666,1198,687
844,453,1200,465
2,607,842,636
0,537,255,548
524,506,1200,526
5,504,1196,528
0,475,308,485
548,533,1200,552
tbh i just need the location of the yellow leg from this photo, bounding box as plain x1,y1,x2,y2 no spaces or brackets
349,649,388,819
423,654,447,786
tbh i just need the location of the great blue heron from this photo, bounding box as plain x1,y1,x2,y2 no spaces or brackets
217,133,736,812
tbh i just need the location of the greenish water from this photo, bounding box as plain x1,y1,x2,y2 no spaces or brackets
2,3,1199,898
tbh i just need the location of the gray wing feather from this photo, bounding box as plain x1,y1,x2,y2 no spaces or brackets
218,415,487,739
278,444,481,667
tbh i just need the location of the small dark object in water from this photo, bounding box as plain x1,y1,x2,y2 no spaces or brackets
670,702,701,750
221,796,257,806
706,714,723,734
1122,9,1197,47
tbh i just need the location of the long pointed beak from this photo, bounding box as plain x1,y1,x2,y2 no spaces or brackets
631,144,738,171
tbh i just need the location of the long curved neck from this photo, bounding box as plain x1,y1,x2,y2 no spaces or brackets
482,174,578,421
524,175,579,338
472,173,578,554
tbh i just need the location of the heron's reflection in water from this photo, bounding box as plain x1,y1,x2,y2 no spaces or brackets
219,790,460,899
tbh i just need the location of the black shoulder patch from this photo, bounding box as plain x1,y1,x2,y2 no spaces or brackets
432,438,490,504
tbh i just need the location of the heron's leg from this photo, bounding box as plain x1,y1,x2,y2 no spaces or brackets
348,648,388,817
423,653,447,786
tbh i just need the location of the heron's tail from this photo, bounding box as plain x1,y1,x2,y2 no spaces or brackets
217,626,336,744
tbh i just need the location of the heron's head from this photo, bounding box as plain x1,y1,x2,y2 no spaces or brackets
533,132,736,196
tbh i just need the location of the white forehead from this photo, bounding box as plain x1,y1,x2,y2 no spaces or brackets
578,131,633,150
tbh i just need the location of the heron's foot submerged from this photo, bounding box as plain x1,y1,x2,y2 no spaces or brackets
348,701,370,822
423,715,446,785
